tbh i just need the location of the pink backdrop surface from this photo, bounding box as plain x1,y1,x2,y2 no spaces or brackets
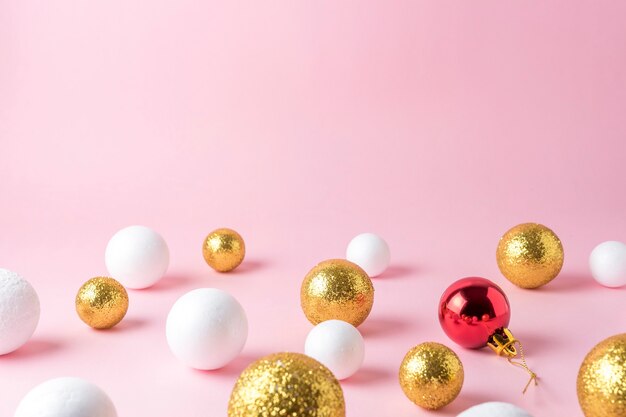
1,1,626,416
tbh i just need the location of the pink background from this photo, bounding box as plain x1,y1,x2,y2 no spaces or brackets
1,1,626,416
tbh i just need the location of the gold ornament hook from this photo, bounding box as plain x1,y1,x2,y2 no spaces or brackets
487,327,518,357
487,328,538,394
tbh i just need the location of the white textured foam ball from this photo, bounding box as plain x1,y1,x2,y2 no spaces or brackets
304,319,365,380
166,288,248,370
457,402,533,417
589,241,626,288
15,377,117,417
105,225,169,289
346,233,390,277
0,268,40,355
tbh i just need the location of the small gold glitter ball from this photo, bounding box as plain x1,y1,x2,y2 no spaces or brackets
228,352,345,417
202,228,246,272
578,333,626,417
399,342,464,410
300,259,374,327
496,222,564,289
75,277,129,329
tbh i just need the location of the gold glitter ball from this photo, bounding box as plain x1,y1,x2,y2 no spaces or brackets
202,228,246,272
75,277,129,329
496,222,564,289
399,342,464,410
300,259,374,327
578,334,626,417
228,352,345,417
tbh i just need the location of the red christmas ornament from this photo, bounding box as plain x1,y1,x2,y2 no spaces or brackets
439,277,511,349
438,277,538,393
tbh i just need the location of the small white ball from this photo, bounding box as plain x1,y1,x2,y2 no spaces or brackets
105,225,169,289
0,269,40,355
166,288,248,370
15,377,117,417
457,402,533,417
589,241,626,288
346,233,390,277
304,319,364,380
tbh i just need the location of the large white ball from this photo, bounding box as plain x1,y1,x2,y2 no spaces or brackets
457,402,533,417
589,240,626,288
346,233,390,277
105,225,169,289
0,269,40,355
304,319,365,380
166,288,248,370
15,377,117,417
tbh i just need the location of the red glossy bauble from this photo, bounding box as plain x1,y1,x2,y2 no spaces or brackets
438,277,511,349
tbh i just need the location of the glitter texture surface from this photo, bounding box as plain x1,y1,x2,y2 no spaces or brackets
300,259,374,327
399,342,464,410
75,277,129,329
577,334,626,417
228,352,345,417
202,228,246,272
496,223,564,289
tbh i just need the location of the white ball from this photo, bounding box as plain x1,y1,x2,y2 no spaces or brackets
0,269,40,355
166,288,248,370
457,402,533,417
589,241,626,288
304,319,364,380
105,225,169,289
15,377,117,417
346,233,390,277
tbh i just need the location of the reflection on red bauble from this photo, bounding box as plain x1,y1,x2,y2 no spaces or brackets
438,277,511,349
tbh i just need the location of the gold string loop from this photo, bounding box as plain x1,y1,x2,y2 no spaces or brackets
487,328,538,394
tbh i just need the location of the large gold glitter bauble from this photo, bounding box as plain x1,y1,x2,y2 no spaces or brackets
75,277,128,329
578,334,626,417
496,222,564,289
228,352,345,417
399,342,464,410
202,228,246,272
300,259,374,327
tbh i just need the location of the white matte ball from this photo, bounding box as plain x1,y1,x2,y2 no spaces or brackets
346,233,390,277
0,268,40,355
589,240,626,288
15,377,117,417
304,319,364,380
105,225,169,289
457,402,533,417
166,288,248,370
